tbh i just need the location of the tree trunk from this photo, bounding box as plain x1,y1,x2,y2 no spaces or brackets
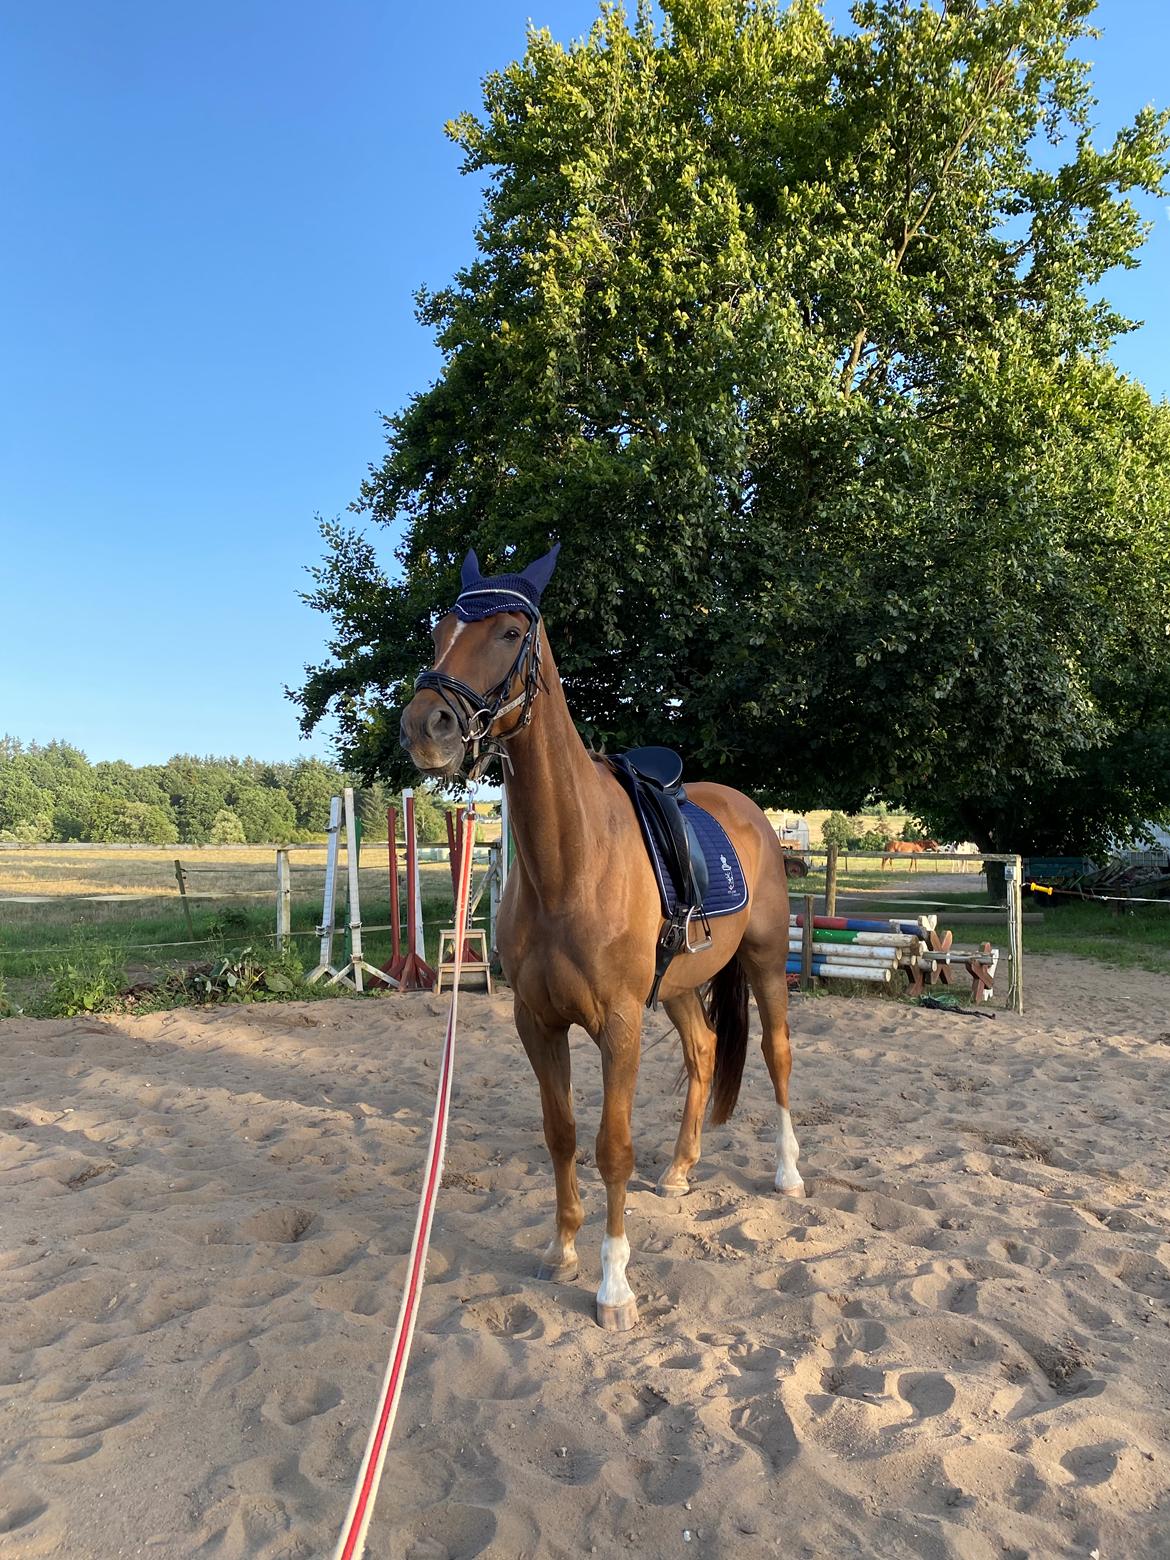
984,858,1007,905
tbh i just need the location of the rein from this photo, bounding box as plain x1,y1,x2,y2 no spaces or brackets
414,608,544,780
332,800,477,1560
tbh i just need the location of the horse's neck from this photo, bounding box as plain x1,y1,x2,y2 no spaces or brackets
502,643,604,902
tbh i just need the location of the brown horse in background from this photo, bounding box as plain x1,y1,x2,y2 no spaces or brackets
399,551,802,1331
881,838,940,871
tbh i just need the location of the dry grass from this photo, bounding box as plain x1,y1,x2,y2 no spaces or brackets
0,845,469,902
0,846,291,898
0,846,492,1000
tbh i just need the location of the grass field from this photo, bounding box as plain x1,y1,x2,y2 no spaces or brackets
1,845,1167,1013
0,845,490,1008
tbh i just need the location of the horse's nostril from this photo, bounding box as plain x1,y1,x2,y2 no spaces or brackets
426,706,456,739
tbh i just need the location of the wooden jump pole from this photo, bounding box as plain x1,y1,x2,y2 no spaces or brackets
307,795,344,984
381,805,405,981
333,787,393,992
395,788,435,992
445,808,479,961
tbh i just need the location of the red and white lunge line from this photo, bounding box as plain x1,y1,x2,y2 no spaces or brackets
332,804,477,1560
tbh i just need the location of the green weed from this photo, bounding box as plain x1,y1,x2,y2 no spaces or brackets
33,948,127,1017
0,972,19,1018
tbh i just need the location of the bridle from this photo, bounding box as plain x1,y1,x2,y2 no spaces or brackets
413,591,545,780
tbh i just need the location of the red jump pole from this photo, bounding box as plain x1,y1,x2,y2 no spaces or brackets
396,789,435,992
445,808,477,961
381,805,405,981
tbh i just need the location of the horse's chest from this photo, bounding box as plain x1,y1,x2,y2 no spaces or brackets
502,921,650,1031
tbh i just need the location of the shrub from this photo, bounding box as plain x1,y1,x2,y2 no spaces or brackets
34,949,126,1018
177,946,305,1003
820,812,852,848
210,807,247,844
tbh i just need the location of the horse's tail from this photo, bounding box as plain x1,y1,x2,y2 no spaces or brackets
705,953,750,1126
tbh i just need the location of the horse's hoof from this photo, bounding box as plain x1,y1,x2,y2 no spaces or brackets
536,1259,579,1283
656,1174,689,1197
775,1178,806,1199
596,1297,639,1331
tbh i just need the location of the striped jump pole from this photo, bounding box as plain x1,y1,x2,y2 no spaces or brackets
787,941,902,962
791,912,933,938
789,928,924,948
785,959,892,983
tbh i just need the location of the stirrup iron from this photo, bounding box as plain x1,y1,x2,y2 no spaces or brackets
684,907,712,954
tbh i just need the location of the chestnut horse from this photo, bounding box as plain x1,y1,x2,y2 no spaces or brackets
399,549,802,1331
881,838,940,871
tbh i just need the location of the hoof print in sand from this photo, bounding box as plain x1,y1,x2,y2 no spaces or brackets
241,1206,316,1244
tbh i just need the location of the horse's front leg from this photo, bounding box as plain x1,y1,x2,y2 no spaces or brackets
515,1001,583,1282
595,1006,642,1331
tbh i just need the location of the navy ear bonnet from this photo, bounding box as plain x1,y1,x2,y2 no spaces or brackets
453,543,561,621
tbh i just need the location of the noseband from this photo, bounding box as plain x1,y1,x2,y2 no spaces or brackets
414,598,545,780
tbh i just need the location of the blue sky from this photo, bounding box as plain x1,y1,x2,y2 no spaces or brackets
1,1,1165,766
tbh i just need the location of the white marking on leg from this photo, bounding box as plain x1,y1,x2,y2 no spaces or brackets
775,1107,804,1195
597,1234,634,1307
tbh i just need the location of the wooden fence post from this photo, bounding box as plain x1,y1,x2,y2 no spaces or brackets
275,849,291,953
1007,855,1025,1015
174,859,195,942
801,893,815,992
825,842,839,918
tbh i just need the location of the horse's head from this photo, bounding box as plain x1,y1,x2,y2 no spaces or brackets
399,543,560,780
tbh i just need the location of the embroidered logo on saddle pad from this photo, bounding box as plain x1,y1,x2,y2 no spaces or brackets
642,802,748,921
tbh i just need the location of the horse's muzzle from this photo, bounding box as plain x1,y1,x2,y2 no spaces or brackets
399,692,465,777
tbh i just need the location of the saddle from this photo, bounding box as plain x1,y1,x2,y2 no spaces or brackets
607,746,712,1009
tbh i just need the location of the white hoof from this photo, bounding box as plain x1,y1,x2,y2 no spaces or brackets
775,1176,806,1198
597,1296,639,1331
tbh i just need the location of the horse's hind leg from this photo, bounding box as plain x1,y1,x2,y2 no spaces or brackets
737,953,805,1197
657,990,715,1195
515,1002,584,1281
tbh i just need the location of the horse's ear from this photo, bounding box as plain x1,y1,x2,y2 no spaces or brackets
521,542,561,598
460,549,481,589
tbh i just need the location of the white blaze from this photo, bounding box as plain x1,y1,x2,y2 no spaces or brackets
432,618,465,669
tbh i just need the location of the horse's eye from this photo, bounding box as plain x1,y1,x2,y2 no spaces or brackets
503,628,521,641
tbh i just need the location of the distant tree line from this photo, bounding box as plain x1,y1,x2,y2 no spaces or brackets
0,738,474,847
0,739,345,845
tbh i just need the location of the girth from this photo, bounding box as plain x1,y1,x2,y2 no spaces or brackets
607,747,712,1009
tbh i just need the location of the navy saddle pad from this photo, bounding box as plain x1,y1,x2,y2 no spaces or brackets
635,795,748,921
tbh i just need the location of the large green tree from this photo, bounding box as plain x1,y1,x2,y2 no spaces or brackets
294,0,1170,856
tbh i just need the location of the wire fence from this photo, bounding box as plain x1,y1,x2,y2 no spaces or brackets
0,842,496,980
